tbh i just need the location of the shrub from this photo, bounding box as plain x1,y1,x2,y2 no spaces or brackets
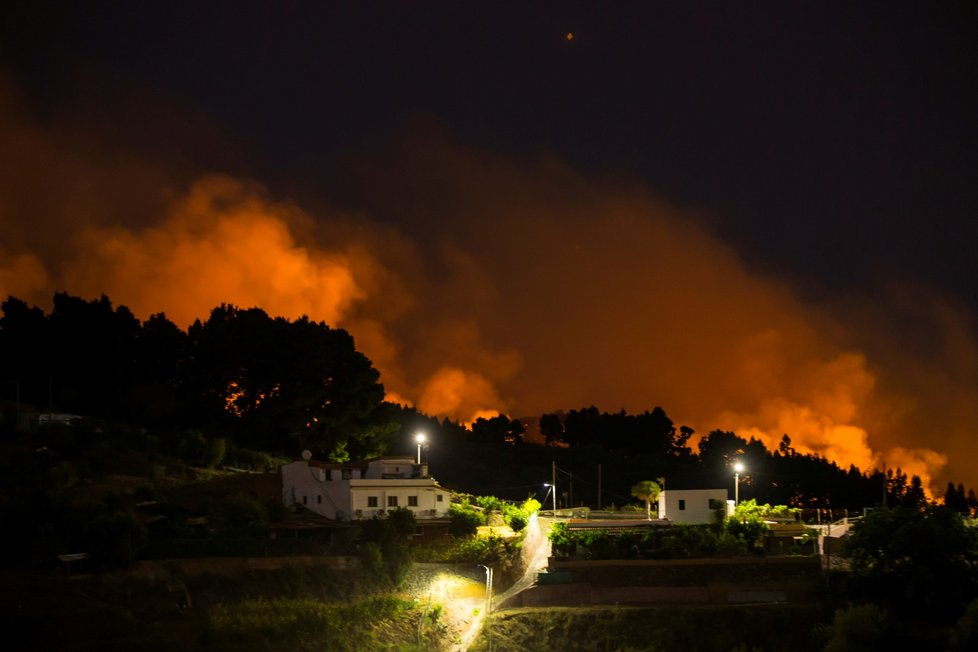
449,502,485,538
508,512,527,532
220,493,269,535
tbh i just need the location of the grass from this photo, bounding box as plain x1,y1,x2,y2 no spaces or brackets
468,604,830,652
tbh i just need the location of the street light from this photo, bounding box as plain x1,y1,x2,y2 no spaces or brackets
477,564,493,650
733,461,745,505
415,432,427,465
543,482,557,516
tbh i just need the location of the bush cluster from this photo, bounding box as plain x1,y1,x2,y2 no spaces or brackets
549,521,752,560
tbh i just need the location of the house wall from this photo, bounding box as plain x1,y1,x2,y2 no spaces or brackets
658,489,727,524
282,461,353,519
282,460,450,521
349,480,450,519
365,458,419,479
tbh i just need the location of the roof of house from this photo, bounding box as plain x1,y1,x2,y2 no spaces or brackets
298,455,416,470
270,505,344,530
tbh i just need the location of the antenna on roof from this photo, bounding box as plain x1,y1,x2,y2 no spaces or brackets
301,449,312,461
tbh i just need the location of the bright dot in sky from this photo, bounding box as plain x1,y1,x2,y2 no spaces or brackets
565,31,574,41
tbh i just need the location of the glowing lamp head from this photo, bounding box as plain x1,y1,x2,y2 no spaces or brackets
415,432,427,445
733,461,745,474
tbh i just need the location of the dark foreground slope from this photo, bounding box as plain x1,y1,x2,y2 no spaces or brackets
469,603,830,652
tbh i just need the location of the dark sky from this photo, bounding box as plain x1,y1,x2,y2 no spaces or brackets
4,2,976,296
2,1,978,492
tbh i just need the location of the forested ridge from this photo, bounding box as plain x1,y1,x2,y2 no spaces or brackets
1,291,974,514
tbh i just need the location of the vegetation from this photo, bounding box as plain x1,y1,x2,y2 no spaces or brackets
630,479,661,520
842,504,978,624
550,521,754,560
469,604,826,652
358,507,417,586
5,291,978,649
206,595,422,651
0,293,397,461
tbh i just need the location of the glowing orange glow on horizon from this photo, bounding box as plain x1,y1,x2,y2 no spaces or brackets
0,85,972,495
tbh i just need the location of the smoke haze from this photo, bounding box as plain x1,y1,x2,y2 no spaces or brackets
1,74,975,494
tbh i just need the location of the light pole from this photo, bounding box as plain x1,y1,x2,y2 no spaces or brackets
544,483,557,516
478,564,493,650
733,461,745,506
415,432,427,465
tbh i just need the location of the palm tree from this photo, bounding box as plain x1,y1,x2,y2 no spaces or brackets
631,480,662,520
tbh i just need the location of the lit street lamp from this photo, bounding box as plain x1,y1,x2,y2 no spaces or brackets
478,564,493,650
733,461,745,505
543,482,557,516
415,432,427,465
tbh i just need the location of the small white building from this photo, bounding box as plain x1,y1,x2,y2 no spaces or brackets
657,489,729,524
281,454,452,522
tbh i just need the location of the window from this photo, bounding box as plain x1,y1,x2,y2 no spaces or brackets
302,495,308,505
388,496,398,507
317,495,322,504
408,496,418,507
436,494,444,502
678,499,686,510
342,469,352,480
367,496,378,507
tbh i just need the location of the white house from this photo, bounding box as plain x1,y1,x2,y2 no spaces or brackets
657,489,729,524
281,453,452,522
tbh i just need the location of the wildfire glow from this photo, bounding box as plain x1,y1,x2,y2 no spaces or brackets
0,74,975,493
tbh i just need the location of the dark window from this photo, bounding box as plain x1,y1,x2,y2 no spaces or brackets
317,495,322,504
408,496,418,507
302,495,308,505
368,496,378,507
388,496,398,507
678,499,686,510
436,494,444,502
342,469,352,480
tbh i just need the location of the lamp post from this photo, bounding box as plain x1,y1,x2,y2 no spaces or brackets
544,483,557,516
415,432,427,465
477,564,493,650
733,461,745,506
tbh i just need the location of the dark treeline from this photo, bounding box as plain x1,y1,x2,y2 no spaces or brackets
0,292,397,461
1,292,973,516
409,406,949,516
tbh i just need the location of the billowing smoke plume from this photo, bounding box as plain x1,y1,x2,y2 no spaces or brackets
1,73,975,494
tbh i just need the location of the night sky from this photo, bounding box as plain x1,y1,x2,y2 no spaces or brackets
2,2,977,493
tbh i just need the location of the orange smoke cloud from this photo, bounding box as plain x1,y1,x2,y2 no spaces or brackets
1,72,975,494
417,367,504,426
65,175,364,330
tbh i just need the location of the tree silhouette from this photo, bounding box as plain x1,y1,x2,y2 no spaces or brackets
844,504,978,623
630,480,661,520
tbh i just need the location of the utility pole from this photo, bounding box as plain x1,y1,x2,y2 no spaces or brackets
597,464,602,510
551,461,557,514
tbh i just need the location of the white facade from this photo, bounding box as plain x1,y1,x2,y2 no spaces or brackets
281,456,451,522
657,489,728,524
